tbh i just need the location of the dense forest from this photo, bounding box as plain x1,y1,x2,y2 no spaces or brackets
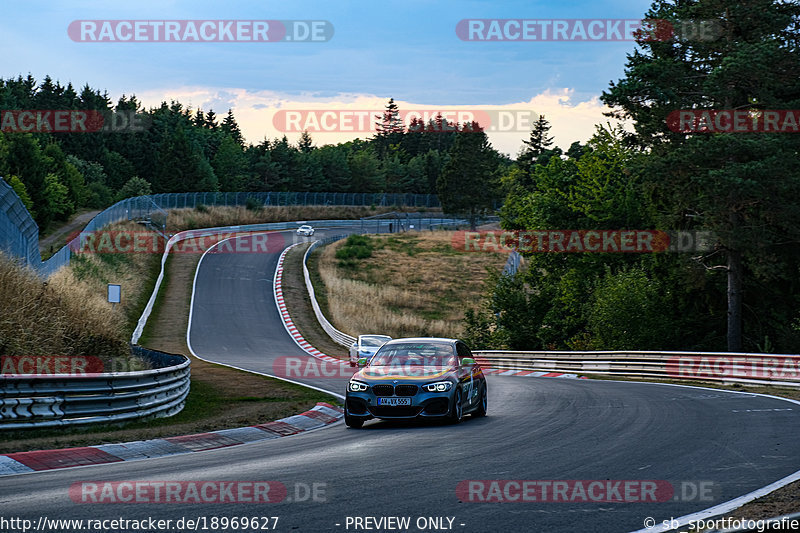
0,80,510,229
466,0,800,354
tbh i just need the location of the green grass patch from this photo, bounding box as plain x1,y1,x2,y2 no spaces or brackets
419,310,446,321
384,235,420,256
69,253,102,281
335,234,375,266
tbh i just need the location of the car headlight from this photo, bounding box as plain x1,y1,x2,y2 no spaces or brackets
423,381,452,392
348,380,369,392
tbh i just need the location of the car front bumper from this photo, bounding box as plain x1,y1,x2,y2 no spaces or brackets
345,388,454,420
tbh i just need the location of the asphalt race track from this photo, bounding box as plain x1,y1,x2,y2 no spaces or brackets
1,229,799,533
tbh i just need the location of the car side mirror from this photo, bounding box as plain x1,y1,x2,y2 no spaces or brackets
358,358,368,367
461,357,476,366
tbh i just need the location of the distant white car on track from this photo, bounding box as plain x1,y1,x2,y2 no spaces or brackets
349,334,392,367
296,225,315,236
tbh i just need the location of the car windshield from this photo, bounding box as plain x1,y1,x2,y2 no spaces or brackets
370,343,457,368
361,336,390,348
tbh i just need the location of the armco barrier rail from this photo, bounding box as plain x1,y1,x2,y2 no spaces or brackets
471,350,800,388
303,236,357,348
0,346,190,430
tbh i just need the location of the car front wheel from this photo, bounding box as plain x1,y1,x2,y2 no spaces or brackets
473,383,487,417
448,388,463,424
345,411,363,428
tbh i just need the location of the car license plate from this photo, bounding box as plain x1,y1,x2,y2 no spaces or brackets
377,397,411,406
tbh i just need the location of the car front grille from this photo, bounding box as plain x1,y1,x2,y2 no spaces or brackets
394,384,418,396
372,384,394,397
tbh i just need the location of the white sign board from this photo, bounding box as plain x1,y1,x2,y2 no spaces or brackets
108,284,121,304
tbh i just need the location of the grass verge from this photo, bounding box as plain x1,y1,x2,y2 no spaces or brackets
314,231,507,339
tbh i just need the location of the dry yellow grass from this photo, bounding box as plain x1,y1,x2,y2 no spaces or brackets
317,232,507,339
168,205,433,231
0,230,148,371
0,220,160,371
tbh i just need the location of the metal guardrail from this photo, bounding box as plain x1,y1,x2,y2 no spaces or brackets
359,213,475,233
471,350,800,388
0,346,190,430
303,236,357,348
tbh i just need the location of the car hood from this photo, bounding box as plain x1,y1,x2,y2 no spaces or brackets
354,366,456,381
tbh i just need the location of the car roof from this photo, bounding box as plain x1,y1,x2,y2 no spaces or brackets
382,337,458,345
360,334,391,339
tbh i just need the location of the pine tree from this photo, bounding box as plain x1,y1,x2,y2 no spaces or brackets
517,115,554,172
602,0,800,351
205,110,218,130
298,130,314,153
221,109,244,145
373,98,404,157
437,124,500,229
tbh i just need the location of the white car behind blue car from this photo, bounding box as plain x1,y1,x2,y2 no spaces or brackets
296,225,315,236
349,334,392,366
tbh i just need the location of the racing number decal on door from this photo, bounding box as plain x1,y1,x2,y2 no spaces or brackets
470,371,480,402
463,372,475,404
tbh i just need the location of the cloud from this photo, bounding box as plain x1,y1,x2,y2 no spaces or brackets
134,86,619,155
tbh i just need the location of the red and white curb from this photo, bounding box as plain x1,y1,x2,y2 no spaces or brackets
0,403,343,477
274,244,343,364
274,244,585,380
